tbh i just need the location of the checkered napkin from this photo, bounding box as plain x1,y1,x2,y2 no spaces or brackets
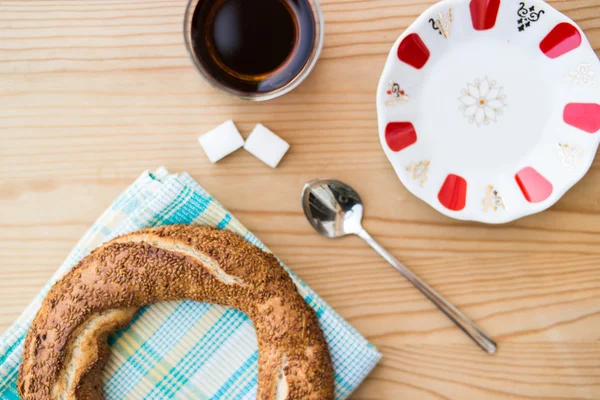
0,167,380,399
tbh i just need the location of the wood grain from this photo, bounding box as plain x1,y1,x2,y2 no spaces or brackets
1,0,599,398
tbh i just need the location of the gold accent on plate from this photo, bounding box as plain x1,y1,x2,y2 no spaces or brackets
557,143,584,171
429,8,453,38
437,8,453,38
483,185,505,212
565,62,598,87
406,160,430,187
385,80,409,106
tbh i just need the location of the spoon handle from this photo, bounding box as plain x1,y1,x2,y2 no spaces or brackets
356,228,497,354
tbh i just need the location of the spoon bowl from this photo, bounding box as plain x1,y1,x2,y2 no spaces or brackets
302,179,364,237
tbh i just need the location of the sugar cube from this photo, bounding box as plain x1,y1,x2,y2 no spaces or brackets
198,120,245,163
244,124,290,168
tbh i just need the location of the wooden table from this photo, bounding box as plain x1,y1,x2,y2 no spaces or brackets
1,0,599,398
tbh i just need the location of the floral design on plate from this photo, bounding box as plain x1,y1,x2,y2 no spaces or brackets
557,143,584,171
565,62,598,87
517,2,545,32
483,185,505,212
429,8,453,38
458,77,506,127
386,81,409,105
406,160,430,187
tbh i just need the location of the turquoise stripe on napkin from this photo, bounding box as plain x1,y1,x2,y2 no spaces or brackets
0,167,380,399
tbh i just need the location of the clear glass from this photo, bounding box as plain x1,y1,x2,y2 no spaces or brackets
183,0,324,101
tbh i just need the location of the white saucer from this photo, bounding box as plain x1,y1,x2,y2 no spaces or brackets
377,0,600,223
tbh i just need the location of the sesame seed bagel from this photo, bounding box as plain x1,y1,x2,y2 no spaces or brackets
18,225,334,400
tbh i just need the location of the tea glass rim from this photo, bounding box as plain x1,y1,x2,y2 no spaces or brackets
183,0,325,102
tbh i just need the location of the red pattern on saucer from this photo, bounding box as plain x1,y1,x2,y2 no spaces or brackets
469,0,501,31
540,23,582,59
563,103,600,133
385,122,417,152
438,174,468,211
397,34,430,69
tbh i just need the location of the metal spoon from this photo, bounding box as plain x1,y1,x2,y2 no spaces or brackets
302,178,497,354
